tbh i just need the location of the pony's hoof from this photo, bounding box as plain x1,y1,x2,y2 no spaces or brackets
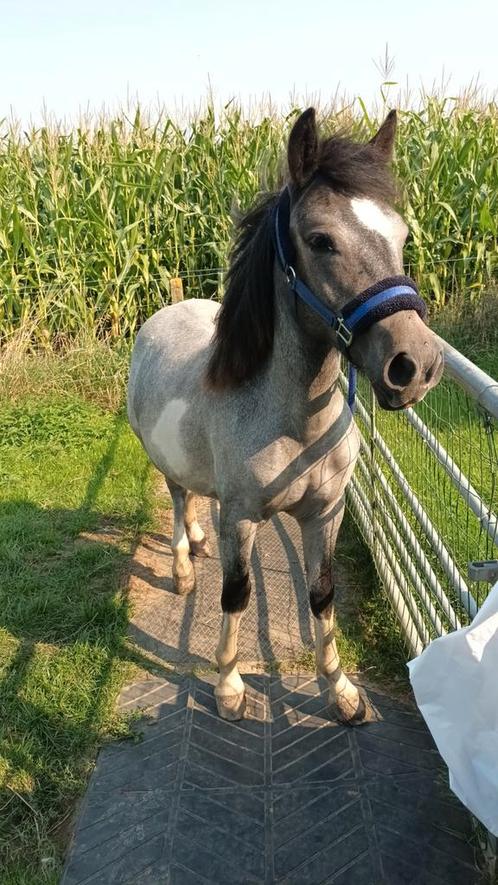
190,537,212,558
332,689,379,726
174,570,196,596
215,692,246,721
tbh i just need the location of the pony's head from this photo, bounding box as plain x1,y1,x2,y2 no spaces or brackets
207,108,443,409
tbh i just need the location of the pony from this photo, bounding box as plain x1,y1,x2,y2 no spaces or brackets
128,108,443,724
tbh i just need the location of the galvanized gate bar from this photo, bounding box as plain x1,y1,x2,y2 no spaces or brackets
405,406,498,546
343,334,497,656
441,338,498,419
356,452,446,636
358,443,461,630
351,470,433,645
349,386,477,619
355,430,461,630
348,478,425,656
348,477,425,656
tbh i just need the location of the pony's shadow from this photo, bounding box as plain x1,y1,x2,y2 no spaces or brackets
130,558,176,594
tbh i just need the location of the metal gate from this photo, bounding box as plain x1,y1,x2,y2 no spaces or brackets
345,338,498,656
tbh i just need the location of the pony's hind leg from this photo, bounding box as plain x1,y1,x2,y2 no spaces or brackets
214,509,257,720
165,478,196,596
185,491,211,558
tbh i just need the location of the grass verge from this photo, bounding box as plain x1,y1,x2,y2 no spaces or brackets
335,511,408,692
431,291,498,378
0,341,157,883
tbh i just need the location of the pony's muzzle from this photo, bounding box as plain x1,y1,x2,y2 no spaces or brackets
380,344,444,408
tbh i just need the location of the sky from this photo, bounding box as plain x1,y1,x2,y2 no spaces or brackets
1,0,498,124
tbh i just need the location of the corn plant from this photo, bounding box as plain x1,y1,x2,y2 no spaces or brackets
0,96,497,341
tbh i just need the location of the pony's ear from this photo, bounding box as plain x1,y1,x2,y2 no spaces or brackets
288,107,319,186
368,109,397,160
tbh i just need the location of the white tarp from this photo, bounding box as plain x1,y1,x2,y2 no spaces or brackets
408,580,498,836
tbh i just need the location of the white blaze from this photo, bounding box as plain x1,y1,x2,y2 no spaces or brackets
350,197,401,252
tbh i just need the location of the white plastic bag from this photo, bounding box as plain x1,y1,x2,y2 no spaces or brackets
408,580,498,835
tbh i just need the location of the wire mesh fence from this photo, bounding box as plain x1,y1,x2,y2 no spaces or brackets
3,253,497,342
344,342,498,657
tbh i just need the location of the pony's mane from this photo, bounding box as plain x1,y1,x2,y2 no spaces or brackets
205,133,396,390
205,192,278,390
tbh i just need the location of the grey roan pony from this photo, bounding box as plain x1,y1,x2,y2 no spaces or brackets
128,109,443,724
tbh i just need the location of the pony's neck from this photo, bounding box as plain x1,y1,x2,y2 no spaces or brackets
268,270,342,422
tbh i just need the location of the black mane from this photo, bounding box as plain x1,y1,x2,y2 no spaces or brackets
205,133,396,390
205,192,278,390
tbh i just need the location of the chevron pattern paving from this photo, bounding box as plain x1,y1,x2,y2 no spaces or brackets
62,675,486,885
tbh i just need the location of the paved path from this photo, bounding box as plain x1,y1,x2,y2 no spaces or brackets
127,497,354,666
62,673,484,884
62,497,486,884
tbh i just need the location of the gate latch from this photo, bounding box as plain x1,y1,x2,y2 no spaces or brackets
468,560,498,584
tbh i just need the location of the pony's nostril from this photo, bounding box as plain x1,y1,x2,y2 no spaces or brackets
387,352,417,388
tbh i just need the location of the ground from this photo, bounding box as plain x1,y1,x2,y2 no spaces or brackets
58,503,486,883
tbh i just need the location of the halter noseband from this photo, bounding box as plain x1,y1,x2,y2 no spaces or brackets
272,187,427,410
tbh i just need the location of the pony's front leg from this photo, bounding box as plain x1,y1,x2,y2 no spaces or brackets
299,503,376,725
214,510,257,721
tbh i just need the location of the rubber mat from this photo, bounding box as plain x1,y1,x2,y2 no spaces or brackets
62,674,485,885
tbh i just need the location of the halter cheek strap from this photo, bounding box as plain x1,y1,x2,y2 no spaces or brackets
272,187,427,410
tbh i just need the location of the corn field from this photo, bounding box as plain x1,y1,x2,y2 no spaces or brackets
1,97,497,340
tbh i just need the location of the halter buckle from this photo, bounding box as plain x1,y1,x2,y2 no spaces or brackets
335,316,353,349
285,265,297,288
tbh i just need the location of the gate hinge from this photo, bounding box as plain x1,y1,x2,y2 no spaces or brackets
468,560,498,583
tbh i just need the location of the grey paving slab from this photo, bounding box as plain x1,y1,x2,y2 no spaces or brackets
128,497,357,665
62,675,486,885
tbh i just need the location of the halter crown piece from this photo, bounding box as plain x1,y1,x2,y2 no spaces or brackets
272,187,427,411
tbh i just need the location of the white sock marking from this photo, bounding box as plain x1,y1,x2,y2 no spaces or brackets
187,520,205,543
215,612,245,697
172,525,189,553
314,615,358,705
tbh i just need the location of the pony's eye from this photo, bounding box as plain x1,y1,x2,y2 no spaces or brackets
308,233,336,253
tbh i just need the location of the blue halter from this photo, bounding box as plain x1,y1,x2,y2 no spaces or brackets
272,187,427,411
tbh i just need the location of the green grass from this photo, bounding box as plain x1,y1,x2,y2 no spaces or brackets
1,94,498,340
0,347,158,882
432,294,498,379
335,512,408,690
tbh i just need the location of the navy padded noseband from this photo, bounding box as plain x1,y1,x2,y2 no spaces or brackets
272,187,427,409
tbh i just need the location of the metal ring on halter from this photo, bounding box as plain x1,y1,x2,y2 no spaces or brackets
285,265,296,287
